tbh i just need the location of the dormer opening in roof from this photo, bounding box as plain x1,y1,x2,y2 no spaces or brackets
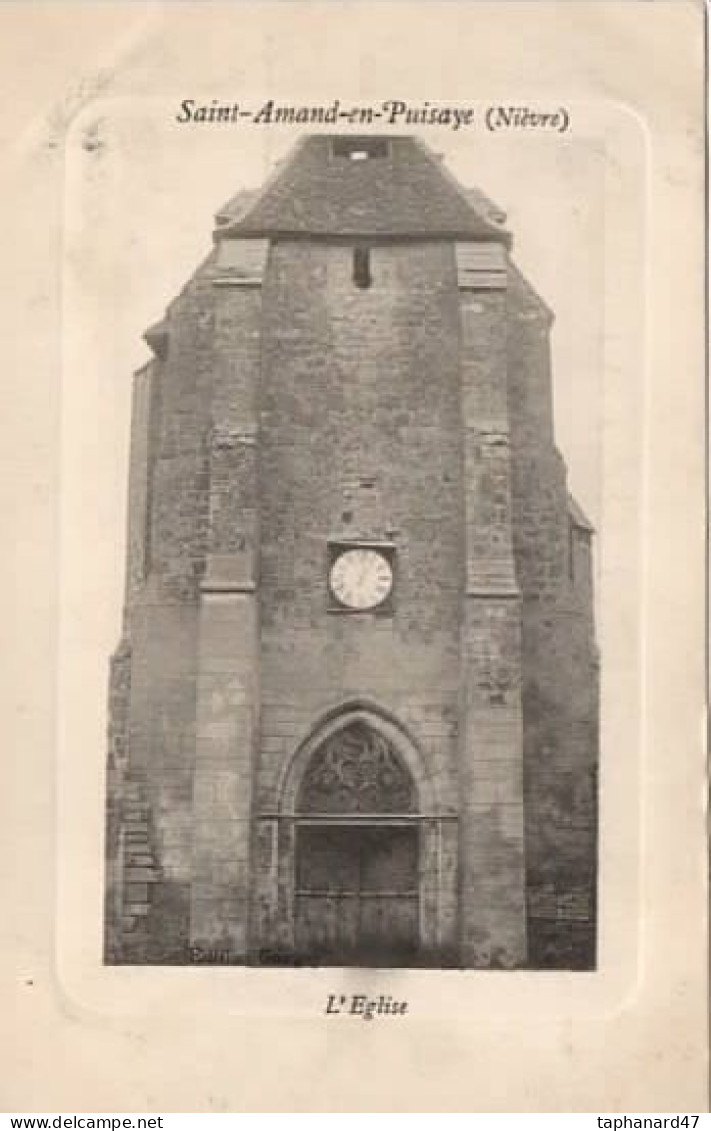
332,136,390,161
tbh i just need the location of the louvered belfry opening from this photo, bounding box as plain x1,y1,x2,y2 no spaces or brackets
294,722,420,966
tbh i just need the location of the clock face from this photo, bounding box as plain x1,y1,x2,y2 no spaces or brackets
329,548,393,611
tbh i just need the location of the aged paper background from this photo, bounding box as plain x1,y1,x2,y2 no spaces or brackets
1,0,706,1113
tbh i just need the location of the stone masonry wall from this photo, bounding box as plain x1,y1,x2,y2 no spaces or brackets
506,265,599,968
189,274,264,961
114,259,221,961
257,240,464,779
255,239,465,957
457,279,526,968
106,228,598,968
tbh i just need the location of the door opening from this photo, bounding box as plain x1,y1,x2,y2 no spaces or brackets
295,823,419,966
292,719,421,966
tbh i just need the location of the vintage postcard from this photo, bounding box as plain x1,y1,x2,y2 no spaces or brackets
1,0,706,1113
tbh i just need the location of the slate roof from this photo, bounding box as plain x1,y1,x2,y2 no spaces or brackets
219,135,511,243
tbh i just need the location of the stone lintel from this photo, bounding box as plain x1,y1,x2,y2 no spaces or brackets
466,586,521,599
464,425,511,442
200,579,257,595
212,278,262,288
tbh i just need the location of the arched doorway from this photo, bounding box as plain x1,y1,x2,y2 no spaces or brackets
293,720,420,966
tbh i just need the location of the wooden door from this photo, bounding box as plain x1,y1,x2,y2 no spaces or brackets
295,824,419,965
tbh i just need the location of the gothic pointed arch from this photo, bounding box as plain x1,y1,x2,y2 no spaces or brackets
279,701,435,814
297,719,415,814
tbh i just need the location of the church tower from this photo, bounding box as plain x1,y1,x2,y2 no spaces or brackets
105,135,599,969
